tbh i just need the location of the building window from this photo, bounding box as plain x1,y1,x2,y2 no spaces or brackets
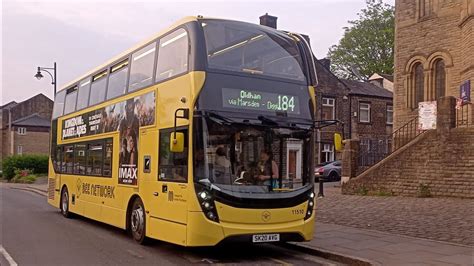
434,59,446,99
359,102,371,123
17,127,27,135
17,145,23,155
414,63,424,108
386,105,393,125
321,97,335,120
321,143,334,163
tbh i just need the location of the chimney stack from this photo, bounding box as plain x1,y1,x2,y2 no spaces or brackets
259,13,278,29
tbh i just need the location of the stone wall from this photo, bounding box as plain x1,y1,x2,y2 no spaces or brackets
13,129,50,155
342,127,474,198
342,96,474,198
394,0,473,129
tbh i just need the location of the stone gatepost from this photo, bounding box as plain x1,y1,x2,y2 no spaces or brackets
341,139,360,184
437,96,456,134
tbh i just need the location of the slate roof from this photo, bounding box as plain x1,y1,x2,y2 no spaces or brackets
12,114,51,127
342,79,393,98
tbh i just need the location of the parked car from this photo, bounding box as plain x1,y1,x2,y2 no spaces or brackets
315,160,342,181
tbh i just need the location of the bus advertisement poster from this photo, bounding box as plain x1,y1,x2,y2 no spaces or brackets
61,92,156,185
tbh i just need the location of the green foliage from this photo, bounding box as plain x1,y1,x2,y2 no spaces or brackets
418,183,432,198
2,154,49,180
11,169,37,184
327,0,394,79
376,189,393,197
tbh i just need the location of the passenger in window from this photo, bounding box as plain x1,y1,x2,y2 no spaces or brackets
256,148,279,183
214,147,231,184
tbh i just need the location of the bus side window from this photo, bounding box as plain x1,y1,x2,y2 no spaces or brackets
155,28,188,82
87,143,103,176
103,139,113,177
63,145,74,174
129,43,156,92
158,128,188,182
74,144,87,175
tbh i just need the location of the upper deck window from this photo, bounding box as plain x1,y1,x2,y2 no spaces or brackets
52,90,66,119
64,86,78,114
77,77,91,110
156,28,189,82
129,43,156,91
202,20,306,82
107,60,129,99
89,70,108,106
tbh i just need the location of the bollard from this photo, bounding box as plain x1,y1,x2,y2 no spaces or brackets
317,176,324,198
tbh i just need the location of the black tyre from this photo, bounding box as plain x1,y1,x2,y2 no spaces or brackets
130,198,147,244
328,172,339,182
60,187,72,218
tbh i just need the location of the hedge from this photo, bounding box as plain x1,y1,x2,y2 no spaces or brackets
2,154,49,180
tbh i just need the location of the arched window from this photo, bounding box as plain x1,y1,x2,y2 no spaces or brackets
434,59,446,99
414,63,424,108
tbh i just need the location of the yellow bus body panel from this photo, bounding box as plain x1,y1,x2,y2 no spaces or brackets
47,69,316,246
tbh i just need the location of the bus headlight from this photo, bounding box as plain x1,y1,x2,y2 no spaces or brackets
197,190,219,222
304,191,315,220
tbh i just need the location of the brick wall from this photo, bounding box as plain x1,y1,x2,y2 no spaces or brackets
342,127,474,198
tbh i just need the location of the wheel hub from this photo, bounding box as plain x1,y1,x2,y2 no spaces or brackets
131,206,144,233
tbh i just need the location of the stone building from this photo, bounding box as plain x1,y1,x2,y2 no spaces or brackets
341,1,474,198
394,0,473,128
315,61,393,164
0,94,53,169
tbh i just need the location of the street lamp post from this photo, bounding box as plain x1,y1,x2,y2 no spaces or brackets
35,62,57,95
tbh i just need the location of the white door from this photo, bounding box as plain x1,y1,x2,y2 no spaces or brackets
286,143,302,180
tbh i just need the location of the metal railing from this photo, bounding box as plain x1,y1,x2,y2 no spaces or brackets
456,103,471,127
357,116,426,175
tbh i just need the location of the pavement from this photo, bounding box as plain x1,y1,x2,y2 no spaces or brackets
4,181,474,265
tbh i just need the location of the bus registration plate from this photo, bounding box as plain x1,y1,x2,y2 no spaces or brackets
252,234,280,243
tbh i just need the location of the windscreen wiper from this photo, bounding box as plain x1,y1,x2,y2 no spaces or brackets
257,115,279,126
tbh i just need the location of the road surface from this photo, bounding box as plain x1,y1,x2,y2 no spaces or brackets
0,184,338,265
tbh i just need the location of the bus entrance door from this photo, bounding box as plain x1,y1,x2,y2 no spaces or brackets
149,180,188,245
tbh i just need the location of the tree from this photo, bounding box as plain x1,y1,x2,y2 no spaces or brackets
327,0,394,80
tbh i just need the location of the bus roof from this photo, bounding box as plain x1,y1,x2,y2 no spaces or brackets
58,16,198,93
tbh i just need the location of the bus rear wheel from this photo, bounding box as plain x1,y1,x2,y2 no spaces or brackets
130,198,147,244
60,187,72,218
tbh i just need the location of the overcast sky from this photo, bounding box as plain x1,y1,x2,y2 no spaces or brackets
1,0,394,105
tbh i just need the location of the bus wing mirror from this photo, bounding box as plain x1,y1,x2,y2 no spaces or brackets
170,132,185,153
334,133,343,151
171,108,189,153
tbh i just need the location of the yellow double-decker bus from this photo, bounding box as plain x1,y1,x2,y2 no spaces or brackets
48,16,320,246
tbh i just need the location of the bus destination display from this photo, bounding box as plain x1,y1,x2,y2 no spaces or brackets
222,88,300,114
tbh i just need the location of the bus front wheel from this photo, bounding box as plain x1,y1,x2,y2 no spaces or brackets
130,197,147,244
60,187,72,218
